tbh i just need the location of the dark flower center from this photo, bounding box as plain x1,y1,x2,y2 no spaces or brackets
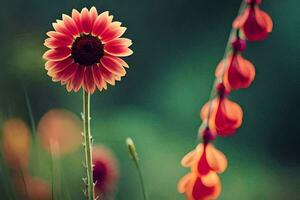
71,35,104,66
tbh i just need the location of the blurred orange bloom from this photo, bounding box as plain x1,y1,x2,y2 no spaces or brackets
181,143,227,176
2,118,31,171
13,175,51,200
233,0,273,41
178,143,226,199
93,145,119,197
215,53,255,90
201,98,243,136
178,172,221,200
43,7,133,93
37,109,82,156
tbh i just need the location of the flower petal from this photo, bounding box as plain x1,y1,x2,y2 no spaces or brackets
181,150,196,168
89,6,98,25
55,63,78,81
104,38,133,57
46,31,73,46
201,171,220,187
190,175,221,200
44,38,70,48
100,56,126,76
101,22,126,43
112,57,129,68
83,67,96,93
71,66,85,92
81,8,93,34
92,65,107,91
92,11,112,36
52,20,71,36
47,58,74,74
62,14,79,37
98,64,116,85
206,144,227,173
43,48,71,61
72,9,83,33
177,173,191,194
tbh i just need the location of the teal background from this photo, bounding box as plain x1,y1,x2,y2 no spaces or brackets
0,0,299,199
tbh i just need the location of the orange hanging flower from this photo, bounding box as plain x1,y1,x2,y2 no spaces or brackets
233,0,273,41
178,143,226,200
215,53,255,90
178,172,221,200
201,97,243,136
43,7,133,93
181,143,227,176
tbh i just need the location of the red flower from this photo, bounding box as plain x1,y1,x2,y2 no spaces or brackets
181,143,227,176
92,145,119,196
178,172,221,200
215,53,255,90
200,98,243,136
233,0,273,41
43,7,133,93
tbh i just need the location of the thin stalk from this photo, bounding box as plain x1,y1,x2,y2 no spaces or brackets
200,0,247,140
126,138,149,200
135,161,148,200
83,91,95,200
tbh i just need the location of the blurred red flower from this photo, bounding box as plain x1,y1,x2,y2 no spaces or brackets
178,172,221,200
200,98,243,136
37,109,82,156
92,145,119,197
215,53,255,90
179,143,226,200
233,0,273,41
181,143,227,176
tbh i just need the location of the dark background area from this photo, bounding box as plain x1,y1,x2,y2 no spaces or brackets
0,0,299,199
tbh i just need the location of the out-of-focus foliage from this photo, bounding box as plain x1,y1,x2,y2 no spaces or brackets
0,0,299,199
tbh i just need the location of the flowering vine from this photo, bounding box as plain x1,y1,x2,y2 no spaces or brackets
178,0,273,199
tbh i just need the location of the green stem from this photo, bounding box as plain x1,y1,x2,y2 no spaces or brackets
126,138,148,200
83,91,95,200
135,161,148,200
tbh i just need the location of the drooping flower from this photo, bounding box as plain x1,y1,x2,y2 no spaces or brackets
233,0,273,41
178,172,221,200
215,53,255,90
92,145,119,197
200,98,243,136
43,7,133,93
178,143,226,200
2,118,31,171
181,143,227,176
37,109,82,156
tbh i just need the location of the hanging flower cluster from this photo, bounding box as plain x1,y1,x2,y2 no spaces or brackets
178,0,273,199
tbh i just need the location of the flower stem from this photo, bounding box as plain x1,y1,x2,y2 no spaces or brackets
83,90,95,200
126,138,149,200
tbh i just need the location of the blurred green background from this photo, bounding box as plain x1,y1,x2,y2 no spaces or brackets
0,0,299,199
